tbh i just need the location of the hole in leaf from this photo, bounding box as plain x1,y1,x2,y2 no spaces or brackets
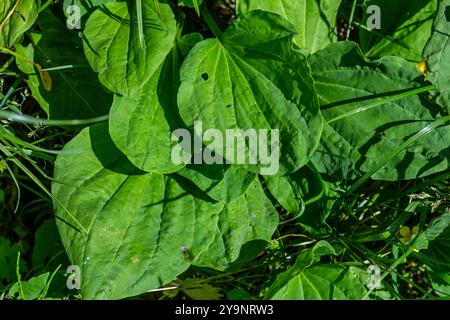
226,104,232,108
445,6,450,21
201,72,209,81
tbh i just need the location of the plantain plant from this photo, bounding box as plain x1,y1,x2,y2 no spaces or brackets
0,0,449,300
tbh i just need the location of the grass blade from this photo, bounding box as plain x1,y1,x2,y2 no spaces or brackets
326,86,435,124
0,143,88,234
346,115,450,195
0,110,108,126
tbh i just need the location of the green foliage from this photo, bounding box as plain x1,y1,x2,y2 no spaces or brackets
238,0,342,53
416,212,450,272
423,0,450,111
359,0,437,61
178,11,323,176
9,272,50,300
0,0,449,301
15,11,112,119
0,237,24,282
0,0,40,48
52,123,278,299
271,264,368,299
63,0,116,19
82,1,176,96
309,41,449,181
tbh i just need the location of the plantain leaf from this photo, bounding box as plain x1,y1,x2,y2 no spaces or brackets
8,272,50,300
109,32,203,174
108,53,183,173
237,0,342,53
428,270,450,297
174,164,256,203
270,264,368,300
423,0,450,111
266,241,368,300
264,165,324,215
52,123,278,299
0,0,39,48
63,0,117,28
360,0,437,61
416,212,450,273
192,178,278,270
265,165,334,235
309,41,450,181
265,240,337,298
82,1,176,96
178,11,323,176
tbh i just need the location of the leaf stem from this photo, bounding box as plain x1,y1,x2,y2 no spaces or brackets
346,0,358,40
200,3,223,41
0,110,108,127
136,0,146,49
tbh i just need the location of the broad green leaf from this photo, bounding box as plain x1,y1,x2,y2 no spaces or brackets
415,211,450,249
360,0,437,61
177,32,203,57
52,123,217,299
8,272,49,300
265,240,337,298
15,43,50,113
264,165,325,215
83,1,176,96
237,0,342,53
423,0,450,111
174,164,256,203
15,11,112,119
0,0,39,48
423,228,450,273
63,0,116,19
266,241,368,300
109,33,202,174
309,41,450,181
178,11,323,176
416,212,450,273
192,179,278,270
428,270,450,297
32,220,62,267
0,237,26,282
178,278,223,300
265,165,335,235
109,56,182,173
52,123,278,299
63,0,117,30
271,264,368,300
